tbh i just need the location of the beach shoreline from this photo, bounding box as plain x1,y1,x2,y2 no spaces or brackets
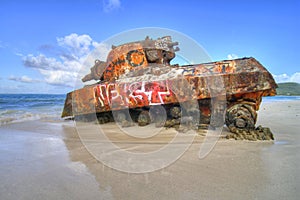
0,100,299,199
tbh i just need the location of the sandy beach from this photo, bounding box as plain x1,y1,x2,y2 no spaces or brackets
0,100,299,200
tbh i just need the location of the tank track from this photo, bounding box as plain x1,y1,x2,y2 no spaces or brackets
75,99,274,141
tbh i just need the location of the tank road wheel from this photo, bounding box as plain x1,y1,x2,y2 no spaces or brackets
170,106,181,119
97,112,112,124
149,106,167,127
114,111,127,123
225,103,257,132
137,110,151,126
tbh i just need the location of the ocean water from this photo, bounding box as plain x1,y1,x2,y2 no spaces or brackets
0,94,66,126
261,95,300,103
0,94,299,126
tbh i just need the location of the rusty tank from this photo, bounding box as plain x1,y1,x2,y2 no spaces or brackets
62,36,277,139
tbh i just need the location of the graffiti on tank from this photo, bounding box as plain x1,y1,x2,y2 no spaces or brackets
181,66,196,76
154,37,172,51
94,80,173,109
103,49,147,81
126,50,145,67
180,61,236,77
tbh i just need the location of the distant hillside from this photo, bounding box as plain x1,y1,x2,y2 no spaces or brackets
276,82,300,95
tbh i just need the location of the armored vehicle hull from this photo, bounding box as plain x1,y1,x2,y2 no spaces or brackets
62,36,277,139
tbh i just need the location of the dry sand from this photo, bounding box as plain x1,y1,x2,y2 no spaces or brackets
0,100,299,200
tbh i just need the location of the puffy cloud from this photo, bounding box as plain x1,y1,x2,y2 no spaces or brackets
9,75,40,83
57,33,98,57
23,54,65,70
227,54,238,60
103,0,121,12
22,54,78,87
273,73,300,83
21,33,110,88
290,72,300,83
272,73,290,83
38,69,78,87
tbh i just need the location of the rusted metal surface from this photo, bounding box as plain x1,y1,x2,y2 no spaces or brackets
62,57,277,117
81,36,179,83
61,36,277,139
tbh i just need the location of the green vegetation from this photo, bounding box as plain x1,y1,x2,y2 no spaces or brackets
276,82,300,96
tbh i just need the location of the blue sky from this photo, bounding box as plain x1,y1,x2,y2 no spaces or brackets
0,0,299,94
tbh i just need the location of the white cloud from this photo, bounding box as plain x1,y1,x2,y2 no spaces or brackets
9,75,40,83
38,69,78,87
273,73,300,83
227,54,238,60
57,33,98,57
22,33,110,88
23,54,65,70
14,52,24,57
290,72,300,83
103,0,121,12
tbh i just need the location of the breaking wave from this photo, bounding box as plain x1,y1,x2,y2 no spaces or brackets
0,94,65,126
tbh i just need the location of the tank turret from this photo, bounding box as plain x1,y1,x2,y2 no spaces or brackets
82,36,179,82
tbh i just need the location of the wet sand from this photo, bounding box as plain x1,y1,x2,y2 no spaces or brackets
0,101,299,200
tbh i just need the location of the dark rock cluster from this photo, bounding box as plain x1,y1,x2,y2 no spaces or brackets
225,125,274,141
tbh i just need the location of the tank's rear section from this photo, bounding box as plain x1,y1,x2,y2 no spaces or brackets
203,57,277,137
172,57,277,136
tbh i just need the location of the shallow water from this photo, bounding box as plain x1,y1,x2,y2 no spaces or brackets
0,94,65,126
262,95,300,103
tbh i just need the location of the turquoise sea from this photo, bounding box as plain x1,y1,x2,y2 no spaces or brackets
0,94,66,126
0,94,299,126
261,95,300,102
